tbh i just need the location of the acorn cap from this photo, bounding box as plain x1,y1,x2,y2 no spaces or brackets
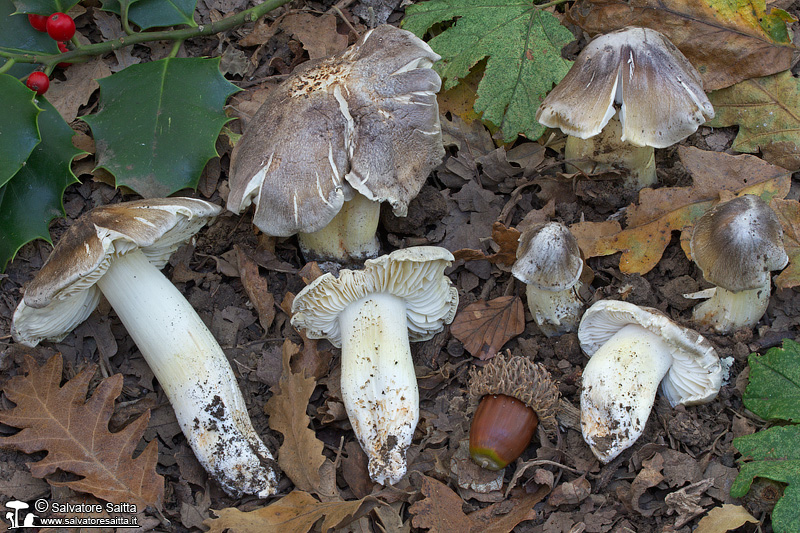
12,198,221,346
536,27,714,148
227,24,444,237
512,222,583,291
291,246,459,347
468,352,560,432
690,194,788,292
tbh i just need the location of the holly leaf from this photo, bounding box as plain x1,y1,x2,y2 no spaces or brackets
771,199,800,290
0,2,59,78
100,0,198,29
402,0,574,142
82,57,239,198
567,0,796,91
12,0,81,14
0,95,83,272
203,491,379,533
0,74,41,189
743,339,800,422
0,354,164,509
570,147,792,275
263,340,326,494
450,295,525,360
707,71,800,171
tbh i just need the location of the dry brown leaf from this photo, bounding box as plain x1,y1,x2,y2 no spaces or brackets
453,222,520,266
694,504,758,533
771,198,800,289
0,354,164,509
450,296,525,360
239,17,279,47
203,490,379,533
235,245,275,331
548,476,591,507
409,474,546,533
665,478,714,528
280,13,348,60
570,147,792,275
263,340,326,494
46,58,112,123
629,454,665,517
567,0,796,90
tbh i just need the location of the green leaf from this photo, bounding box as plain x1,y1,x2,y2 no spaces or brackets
0,74,42,189
1,0,59,77
12,0,81,15
100,0,197,29
732,426,800,533
0,96,83,271
707,71,800,171
402,0,574,142
744,339,800,422
82,57,239,198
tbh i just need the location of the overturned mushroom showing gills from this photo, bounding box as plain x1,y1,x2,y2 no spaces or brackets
291,247,458,484
689,194,788,334
467,353,559,470
577,300,722,463
227,24,445,263
536,27,714,189
11,198,277,498
512,222,585,337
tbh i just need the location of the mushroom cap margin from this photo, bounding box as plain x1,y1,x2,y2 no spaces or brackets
512,222,583,291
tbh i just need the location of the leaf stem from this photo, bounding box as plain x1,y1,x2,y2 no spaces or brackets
535,0,570,9
0,59,15,75
0,0,290,67
120,0,135,36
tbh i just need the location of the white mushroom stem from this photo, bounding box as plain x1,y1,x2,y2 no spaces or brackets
526,282,583,337
94,248,277,498
298,192,380,263
581,323,673,463
338,292,418,485
691,285,770,334
564,115,656,190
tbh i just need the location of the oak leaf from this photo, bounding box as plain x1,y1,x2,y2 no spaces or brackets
280,13,349,60
453,222,520,266
203,490,379,533
450,296,524,360
570,147,791,275
708,71,800,171
0,354,164,509
567,0,795,91
694,504,758,533
263,340,327,494
409,474,547,533
771,198,800,289
235,245,275,331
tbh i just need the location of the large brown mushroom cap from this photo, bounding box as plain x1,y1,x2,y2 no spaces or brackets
690,194,788,292
512,222,583,291
227,24,444,237
536,27,714,148
12,198,221,346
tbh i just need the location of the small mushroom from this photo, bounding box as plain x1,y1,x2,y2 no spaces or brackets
11,198,278,498
512,222,585,336
536,27,714,189
467,353,559,470
689,194,788,333
228,25,444,263
291,246,458,484
577,300,722,463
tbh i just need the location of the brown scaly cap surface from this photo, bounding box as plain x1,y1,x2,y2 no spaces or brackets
468,352,560,432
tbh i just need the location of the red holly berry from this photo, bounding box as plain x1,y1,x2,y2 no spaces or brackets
28,13,49,32
26,72,50,95
46,12,75,42
57,42,71,68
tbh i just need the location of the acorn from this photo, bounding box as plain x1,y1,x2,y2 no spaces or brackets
468,352,560,470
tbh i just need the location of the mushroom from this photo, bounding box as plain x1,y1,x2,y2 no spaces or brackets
290,246,458,484
535,27,714,189
577,300,722,463
467,353,559,470
227,24,445,263
689,194,788,333
511,222,585,336
11,198,278,498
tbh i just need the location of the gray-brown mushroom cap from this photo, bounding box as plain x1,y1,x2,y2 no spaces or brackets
690,194,788,292
12,197,221,346
227,24,444,237
512,222,583,291
535,27,714,148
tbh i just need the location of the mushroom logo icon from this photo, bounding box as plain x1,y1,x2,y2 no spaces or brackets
4,500,38,529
